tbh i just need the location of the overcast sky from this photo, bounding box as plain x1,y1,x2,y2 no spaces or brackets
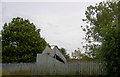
0,0,105,56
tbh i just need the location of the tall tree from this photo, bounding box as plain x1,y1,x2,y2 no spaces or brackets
72,48,83,59
0,33,1,53
0,33,2,62
55,46,70,59
2,17,47,63
81,0,120,76
59,48,70,59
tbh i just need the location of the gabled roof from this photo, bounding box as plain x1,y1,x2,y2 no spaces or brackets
42,46,52,54
42,46,66,63
50,46,66,63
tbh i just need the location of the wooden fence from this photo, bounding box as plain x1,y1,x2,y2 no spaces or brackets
2,61,105,75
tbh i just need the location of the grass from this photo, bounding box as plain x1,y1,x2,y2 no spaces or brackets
2,67,103,75
2,71,50,75
2,69,106,77
2,71,105,77
2,71,80,75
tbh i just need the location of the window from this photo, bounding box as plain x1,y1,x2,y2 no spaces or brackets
53,54,65,64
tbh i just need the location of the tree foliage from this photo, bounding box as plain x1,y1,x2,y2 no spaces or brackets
57,47,70,59
0,34,1,53
2,17,47,63
0,34,2,62
71,48,93,61
82,0,120,76
72,48,83,59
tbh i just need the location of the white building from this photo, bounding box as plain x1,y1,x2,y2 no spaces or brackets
36,46,66,64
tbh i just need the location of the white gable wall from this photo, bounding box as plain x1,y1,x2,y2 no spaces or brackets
36,53,66,74
42,46,52,54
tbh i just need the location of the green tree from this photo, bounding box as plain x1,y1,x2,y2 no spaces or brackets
55,46,70,59
2,17,47,63
81,0,120,76
82,55,91,61
0,33,2,62
59,48,70,59
0,33,1,53
71,48,92,61
72,48,83,59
